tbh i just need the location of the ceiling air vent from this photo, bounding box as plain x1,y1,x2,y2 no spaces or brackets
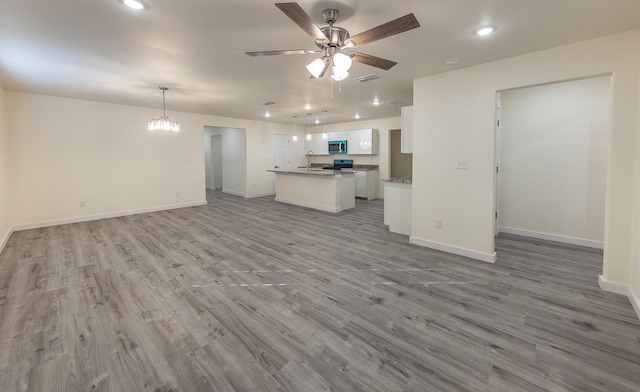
261,101,276,106
354,74,380,83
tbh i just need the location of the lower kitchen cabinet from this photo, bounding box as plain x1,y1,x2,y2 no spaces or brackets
354,169,379,200
384,180,412,235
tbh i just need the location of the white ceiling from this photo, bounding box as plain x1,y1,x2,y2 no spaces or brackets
2,0,640,125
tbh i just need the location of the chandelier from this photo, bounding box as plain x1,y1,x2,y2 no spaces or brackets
148,87,180,132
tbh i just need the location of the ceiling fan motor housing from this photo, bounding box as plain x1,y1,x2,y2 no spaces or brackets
318,26,350,48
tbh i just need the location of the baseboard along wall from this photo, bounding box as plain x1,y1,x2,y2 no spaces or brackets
498,226,604,249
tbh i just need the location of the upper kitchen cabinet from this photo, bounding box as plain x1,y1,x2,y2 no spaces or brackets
347,129,379,155
401,106,413,153
304,134,329,155
329,131,348,141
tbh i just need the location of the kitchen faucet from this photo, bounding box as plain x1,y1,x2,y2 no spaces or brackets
306,150,315,168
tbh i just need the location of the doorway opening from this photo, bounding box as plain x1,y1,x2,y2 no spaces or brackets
203,126,247,197
389,129,412,178
494,75,611,255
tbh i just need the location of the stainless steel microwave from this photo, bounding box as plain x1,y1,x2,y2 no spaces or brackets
328,140,347,154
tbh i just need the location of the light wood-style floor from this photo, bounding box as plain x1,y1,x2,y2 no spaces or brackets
0,190,639,391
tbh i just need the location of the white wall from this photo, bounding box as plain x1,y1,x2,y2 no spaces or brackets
203,127,218,189
294,116,401,198
0,85,11,252
222,127,247,197
4,92,291,229
632,64,640,316
498,76,610,247
412,29,640,301
246,122,289,198
6,92,208,228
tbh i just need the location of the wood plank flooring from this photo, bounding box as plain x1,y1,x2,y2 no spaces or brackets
0,190,639,391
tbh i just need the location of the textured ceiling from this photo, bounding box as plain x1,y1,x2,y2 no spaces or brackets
2,0,640,125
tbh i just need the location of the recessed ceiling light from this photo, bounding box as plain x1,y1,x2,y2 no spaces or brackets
304,104,311,110
372,99,380,106
121,0,146,10
474,25,497,36
264,111,270,118
315,119,320,124
355,113,360,119
445,58,459,66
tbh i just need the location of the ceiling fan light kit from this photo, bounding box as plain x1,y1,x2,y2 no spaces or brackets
246,2,420,80
306,58,326,78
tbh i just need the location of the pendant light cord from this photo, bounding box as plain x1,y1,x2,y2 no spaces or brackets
162,88,166,117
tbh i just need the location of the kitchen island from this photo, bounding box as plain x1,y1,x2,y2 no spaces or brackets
268,169,355,213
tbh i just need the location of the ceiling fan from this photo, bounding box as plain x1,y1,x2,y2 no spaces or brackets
246,2,420,81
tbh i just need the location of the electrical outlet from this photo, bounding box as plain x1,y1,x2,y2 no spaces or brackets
456,160,468,169
435,218,443,229
79,200,86,207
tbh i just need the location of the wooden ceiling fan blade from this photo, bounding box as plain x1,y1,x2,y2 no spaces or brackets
346,14,420,47
349,52,397,70
275,3,328,42
246,49,320,56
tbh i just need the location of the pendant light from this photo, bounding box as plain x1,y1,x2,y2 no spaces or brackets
322,110,328,139
291,116,298,142
148,87,180,132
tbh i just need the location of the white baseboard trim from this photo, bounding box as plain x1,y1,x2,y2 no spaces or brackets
598,275,640,320
274,197,340,213
245,192,274,199
409,236,497,264
630,289,640,321
0,226,14,255
12,200,207,232
499,226,603,249
598,275,628,296
221,189,246,198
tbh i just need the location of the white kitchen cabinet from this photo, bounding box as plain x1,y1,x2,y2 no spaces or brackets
329,131,348,141
304,134,329,155
347,129,378,155
353,169,379,200
355,175,366,198
384,181,412,235
315,134,329,154
401,106,413,153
